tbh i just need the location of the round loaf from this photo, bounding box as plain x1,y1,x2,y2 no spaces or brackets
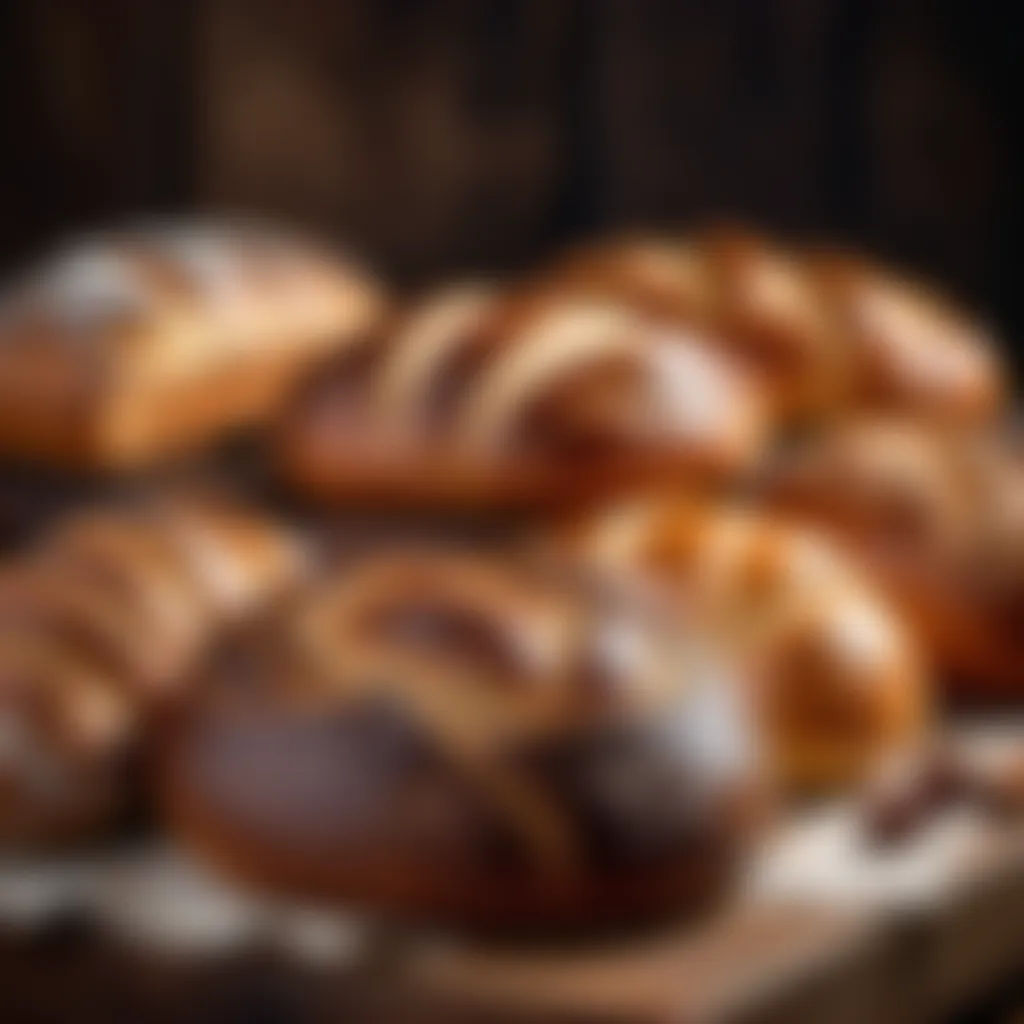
765,421,1023,699
160,550,767,929
553,500,930,792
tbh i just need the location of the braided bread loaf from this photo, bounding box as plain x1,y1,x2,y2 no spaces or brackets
547,227,1002,424
276,282,768,509
160,550,766,929
553,500,929,791
0,223,383,471
765,421,1023,699
0,497,304,845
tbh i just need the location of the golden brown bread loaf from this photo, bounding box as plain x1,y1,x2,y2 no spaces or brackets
0,497,305,845
160,550,767,929
0,222,383,471
547,227,1003,424
276,282,769,509
765,421,1023,699
551,500,929,792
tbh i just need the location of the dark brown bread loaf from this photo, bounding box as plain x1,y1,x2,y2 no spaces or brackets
160,550,767,930
276,281,769,510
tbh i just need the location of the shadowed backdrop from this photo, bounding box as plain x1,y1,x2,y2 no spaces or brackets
0,0,1021,367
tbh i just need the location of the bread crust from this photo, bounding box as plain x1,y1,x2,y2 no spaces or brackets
0,497,304,846
276,283,769,509
160,551,767,929
552,499,929,792
545,227,1003,425
765,421,1023,700
0,223,384,470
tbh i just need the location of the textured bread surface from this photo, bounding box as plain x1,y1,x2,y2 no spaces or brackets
545,228,1003,424
0,222,383,470
277,282,768,509
0,496,305,846
553,499,930,792
766,421,1023,698
161,550,766,929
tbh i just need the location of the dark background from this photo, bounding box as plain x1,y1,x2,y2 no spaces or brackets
1,0,1022,363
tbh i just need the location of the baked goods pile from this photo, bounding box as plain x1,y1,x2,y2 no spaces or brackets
1,220,1018,931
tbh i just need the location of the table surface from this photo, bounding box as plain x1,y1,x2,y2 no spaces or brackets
2,721,1024,1023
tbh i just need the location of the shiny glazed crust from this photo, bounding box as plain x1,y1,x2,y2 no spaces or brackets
552,500,929,792
276,283,769,510
160,551,766,929
0,498,305,845
0,223,383,471
765,421,1023,699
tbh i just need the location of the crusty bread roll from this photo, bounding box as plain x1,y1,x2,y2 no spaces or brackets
160,550,767,929
0,497,305,846
546,227,1002,424
802,250,1003,422
0,222,383,471
765,421,1023,699
552,500,929,792
276,282,769,509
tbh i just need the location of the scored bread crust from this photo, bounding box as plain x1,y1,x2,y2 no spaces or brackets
764,421,1024,700
0,497,305,846
160,550,767,929
276,282,769,510
551,499,930,792
544,227,1003,425
0,223,384,471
